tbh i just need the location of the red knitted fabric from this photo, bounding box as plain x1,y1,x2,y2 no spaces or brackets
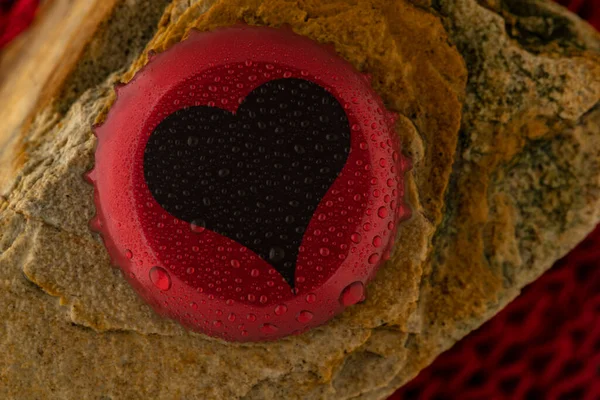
392,225,600,400
0,0,39,49
557,0,600,28
391,2,600,398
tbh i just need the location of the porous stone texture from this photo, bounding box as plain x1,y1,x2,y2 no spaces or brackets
0,0,598,399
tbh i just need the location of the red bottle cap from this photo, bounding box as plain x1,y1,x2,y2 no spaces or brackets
87,25,411,341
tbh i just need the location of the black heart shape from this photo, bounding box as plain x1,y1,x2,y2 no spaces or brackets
143,78,351,287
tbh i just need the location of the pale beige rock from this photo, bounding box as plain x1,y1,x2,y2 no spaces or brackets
0,0,599,399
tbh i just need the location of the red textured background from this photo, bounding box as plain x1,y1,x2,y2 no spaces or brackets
392,225,600,400
0,0,39,49
1,1,599,399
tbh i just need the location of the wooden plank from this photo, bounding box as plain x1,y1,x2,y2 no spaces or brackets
0,0,117,137
0,0,116,190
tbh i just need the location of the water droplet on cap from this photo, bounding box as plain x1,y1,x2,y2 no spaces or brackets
149,266,171,291
351,232,362,243
191,219,206,233
306,293,317,304
297,311,314,323
187,136,199,146
268,247,285,262
340,282,365,306
218,168,230,177
377,207,388,218
260,323,279,334
372,236,382,247
274,305,288,316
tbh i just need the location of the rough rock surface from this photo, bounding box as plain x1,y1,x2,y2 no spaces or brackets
0,0,599,399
